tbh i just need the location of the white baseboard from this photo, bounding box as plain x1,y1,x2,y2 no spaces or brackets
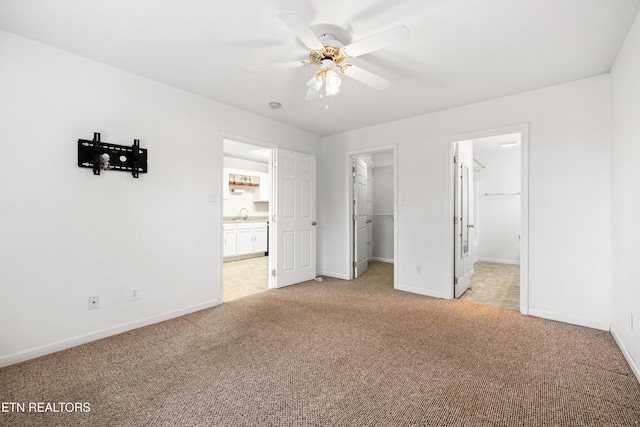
477,257,520,265
528,308,609,331
318,271,350,280
371,257,394,263
0,299,220,368
610,325,640,384
397,284,449,299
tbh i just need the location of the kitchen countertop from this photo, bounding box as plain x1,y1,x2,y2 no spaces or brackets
223,217,269,223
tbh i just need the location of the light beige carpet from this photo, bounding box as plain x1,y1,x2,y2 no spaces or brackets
1,261,639,426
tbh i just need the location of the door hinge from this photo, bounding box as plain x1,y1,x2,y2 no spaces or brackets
353,214,357,221
454,277,458,285
353,261,357,268
453,155,458,164
272,269,276,277
352,166,356,173
454,217,458,224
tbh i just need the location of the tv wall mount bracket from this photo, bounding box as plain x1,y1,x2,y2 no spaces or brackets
78,132,147,178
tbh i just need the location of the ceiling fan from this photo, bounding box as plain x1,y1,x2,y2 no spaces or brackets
245,11,410,99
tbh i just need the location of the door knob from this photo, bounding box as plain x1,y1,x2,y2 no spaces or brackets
366,219,372,224
312,221,317,226
467,224,475,228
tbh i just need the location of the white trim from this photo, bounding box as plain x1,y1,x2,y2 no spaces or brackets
610,325,640,384
446,123,530,314
319,271,351,280
397,285,449,299
520,124,530,315
0,299,220,368
477,257,520,265
371,257,394,263
346,145,398,289
528,308,609,331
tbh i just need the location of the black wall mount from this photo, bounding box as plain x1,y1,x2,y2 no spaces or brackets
78,132,147,178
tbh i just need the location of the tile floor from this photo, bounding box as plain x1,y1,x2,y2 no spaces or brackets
459,261,520,311
223,256,269,302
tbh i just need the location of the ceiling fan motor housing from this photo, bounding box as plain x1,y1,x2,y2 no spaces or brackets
309,34,350,67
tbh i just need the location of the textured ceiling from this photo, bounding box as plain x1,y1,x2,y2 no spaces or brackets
0,0,638,136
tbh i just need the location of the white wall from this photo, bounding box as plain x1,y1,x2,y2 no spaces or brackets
611,10,640,379
321,74,611,330
0,30,321,366
474,147,521,264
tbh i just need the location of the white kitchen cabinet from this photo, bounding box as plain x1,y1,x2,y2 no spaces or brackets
223,220,269,259
236,222,254,255
223,223,237,257
253,222,268,252
254,172,271,202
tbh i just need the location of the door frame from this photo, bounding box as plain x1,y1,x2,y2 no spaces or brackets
453,140,475,298
219,132,276,303
353,157,369,278
346,144,398,288
446,123,530,314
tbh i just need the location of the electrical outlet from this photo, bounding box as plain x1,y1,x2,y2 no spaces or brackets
88,295,99,310
130,288,140,301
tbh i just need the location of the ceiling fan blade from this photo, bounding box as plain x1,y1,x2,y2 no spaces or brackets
342,65,391,90
344,25,410,58
244,60,310,74
277,11,324,51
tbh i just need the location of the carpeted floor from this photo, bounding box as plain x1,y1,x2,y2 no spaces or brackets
1,262,639,426
460,261,520,311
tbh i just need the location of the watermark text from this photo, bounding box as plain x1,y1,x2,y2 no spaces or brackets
2,402,90,413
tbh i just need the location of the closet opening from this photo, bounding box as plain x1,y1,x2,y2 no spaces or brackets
349,148,397,287
451,127,528,313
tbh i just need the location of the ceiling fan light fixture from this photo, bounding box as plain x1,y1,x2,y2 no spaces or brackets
249,11,410,101
325,84,340,97
306,73,323,92
324,69,341,96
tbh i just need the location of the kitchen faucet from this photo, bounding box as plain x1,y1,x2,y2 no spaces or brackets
239,208,249,220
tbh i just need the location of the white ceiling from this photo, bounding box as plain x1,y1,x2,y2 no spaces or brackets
473,133,521,154
224,139,270,164
1,0,638,136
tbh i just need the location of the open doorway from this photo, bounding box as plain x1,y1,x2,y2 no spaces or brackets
222,139,272,302
350,148,397,286
451,128,528,312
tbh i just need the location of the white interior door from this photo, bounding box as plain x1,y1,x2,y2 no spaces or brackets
274,149,316,288
454,141,474,297
353,157,368,278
